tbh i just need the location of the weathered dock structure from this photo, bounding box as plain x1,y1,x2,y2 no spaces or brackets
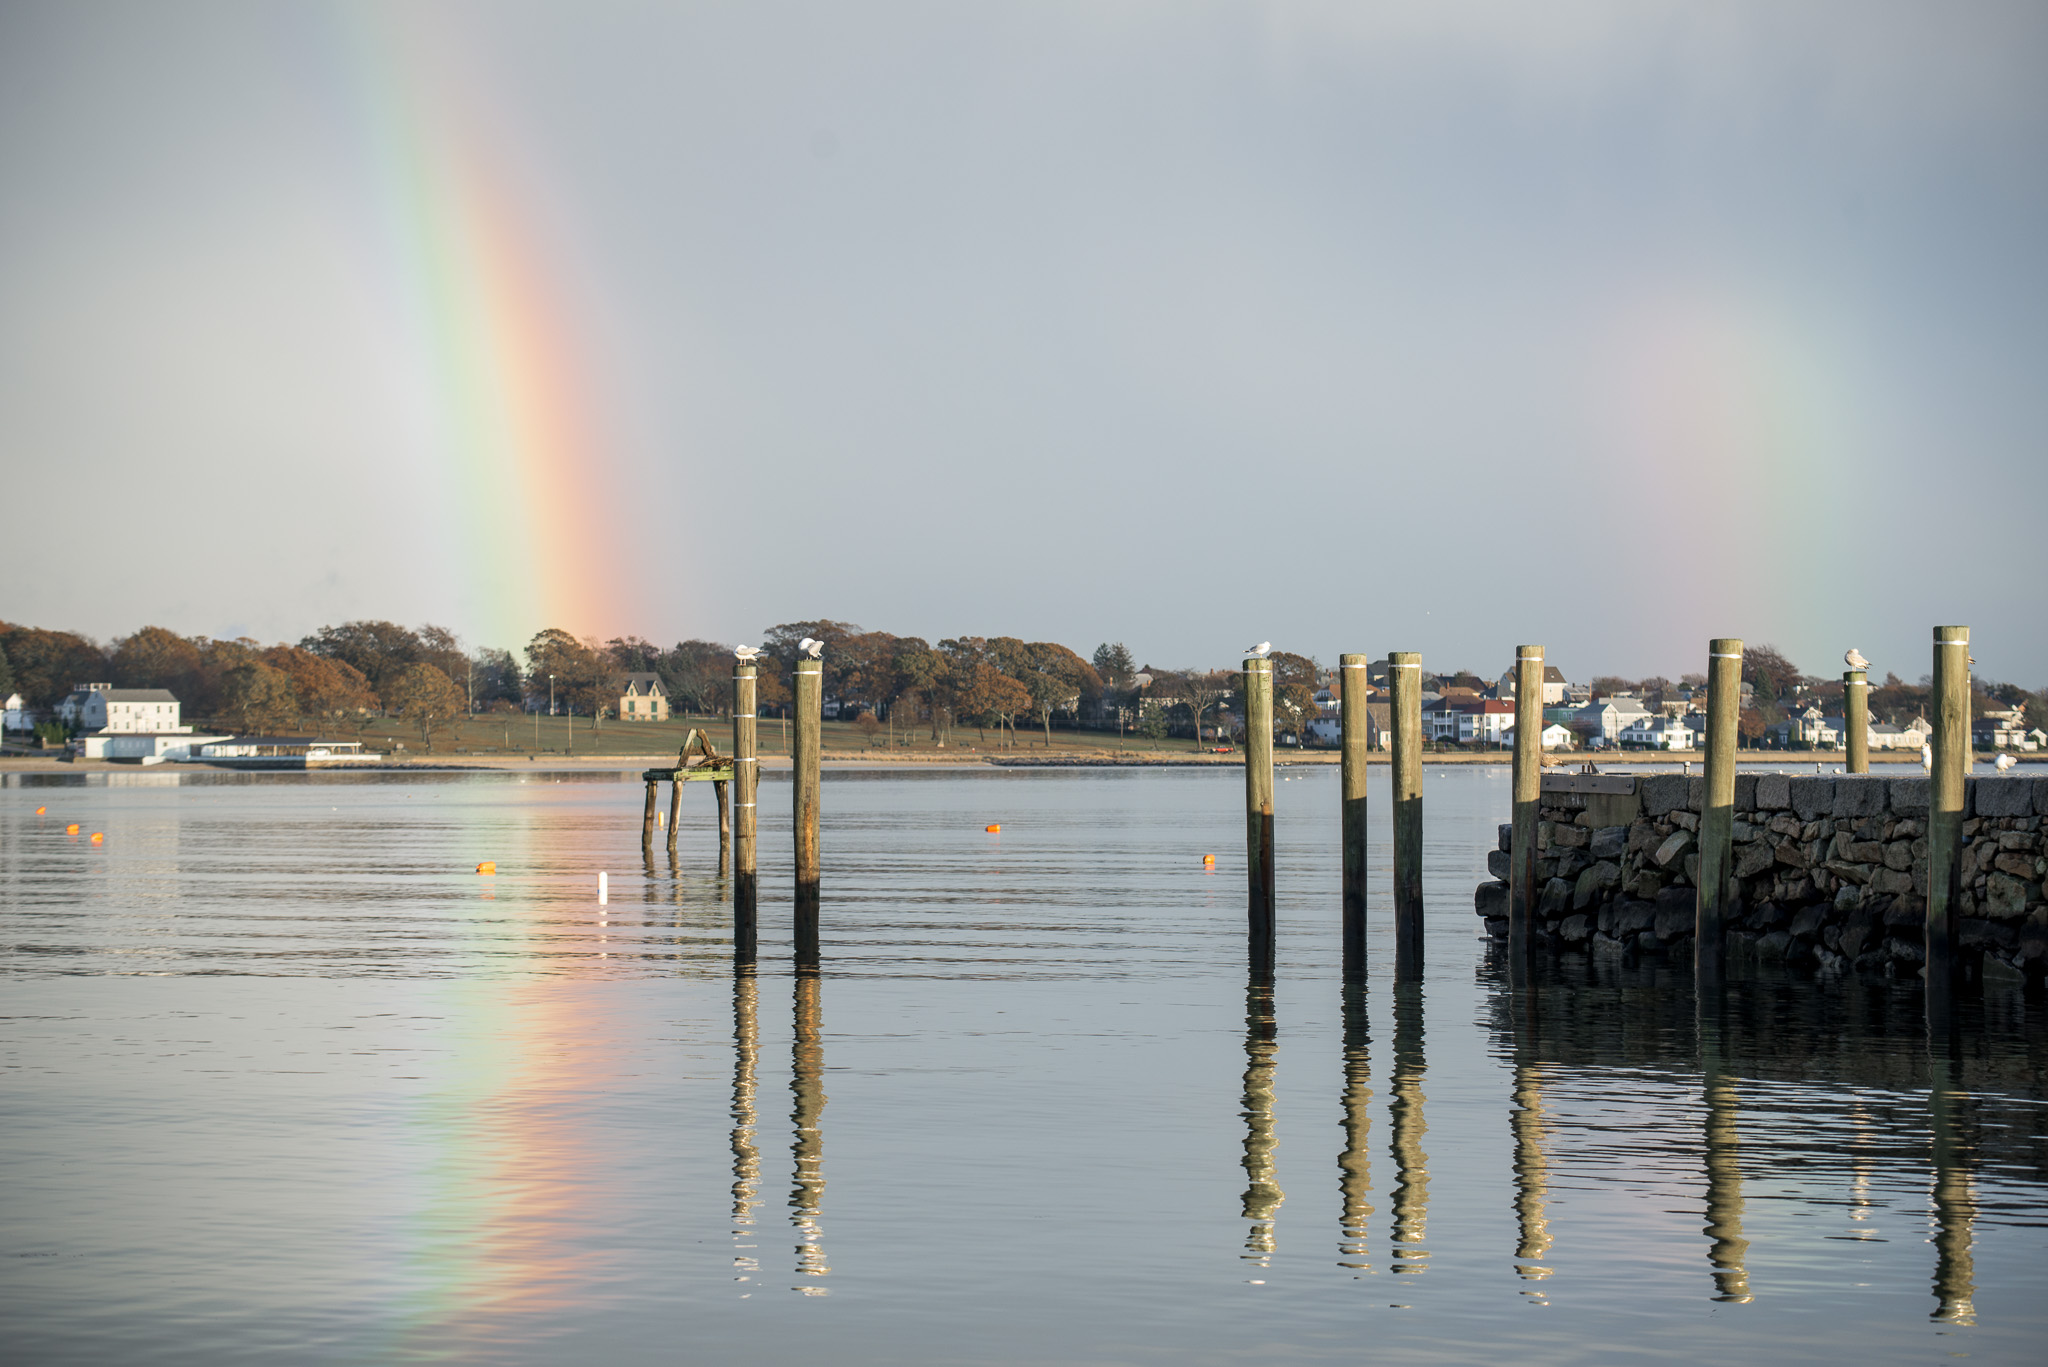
1473,771,2047,981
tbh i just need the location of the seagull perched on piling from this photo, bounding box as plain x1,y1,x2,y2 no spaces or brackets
1243,642,1272,658
733,644,762,661
1995,753,2017,772
1922,743,1933,773
798,637,824,659
1844,648,1870,671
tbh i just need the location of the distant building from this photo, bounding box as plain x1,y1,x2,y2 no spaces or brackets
615,673,670,722
2,692,32,732
1572,695,1650,744
56,682,187,733
1306,703,1391,749
1495,664,1569,705
1504,722,1575,751
193,737,378,767
1620,715,1695,750
1767,706,1840,749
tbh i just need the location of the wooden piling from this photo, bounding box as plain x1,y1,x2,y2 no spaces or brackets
640,778,659,850
1695,638,1742,976
1388,652,1424,973
1509,645,1544,961
1928,625,1969,998
733,663,759,961
1843,668,1870,775
667,767,683,855
714,780,732,876
1339,653,1370,972
1243,655,1276,968
793,657,823,967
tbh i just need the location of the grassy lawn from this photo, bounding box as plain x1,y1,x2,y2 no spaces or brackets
349,712,1252,760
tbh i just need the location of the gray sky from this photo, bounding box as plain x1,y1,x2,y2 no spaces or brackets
3,0,2044,686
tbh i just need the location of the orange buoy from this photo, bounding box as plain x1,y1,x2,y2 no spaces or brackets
1202,854,1216,865
66,823,80,834
476,861,497,875
35,806,46,815
90,833,104,844
985,824,1001,833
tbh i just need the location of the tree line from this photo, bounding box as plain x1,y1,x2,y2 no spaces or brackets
11,618,2024,752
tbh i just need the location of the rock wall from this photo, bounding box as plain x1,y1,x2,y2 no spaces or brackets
1472,772,2048,979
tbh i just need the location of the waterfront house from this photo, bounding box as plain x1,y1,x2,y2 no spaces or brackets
56,682,186,733
1973,705,2033,750
1504,721,1575,750
615,672,671,722
1619,715,1695,750
2,693,31,732
1573,694,1650,744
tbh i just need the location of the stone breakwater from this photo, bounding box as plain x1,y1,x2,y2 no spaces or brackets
1472,772,2048,980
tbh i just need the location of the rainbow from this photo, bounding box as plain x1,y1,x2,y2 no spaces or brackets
324,7,644,648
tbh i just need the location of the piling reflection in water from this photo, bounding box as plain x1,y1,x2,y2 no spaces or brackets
1239,973,1282,1266
1506,959,1550,1287
1699,1000,1752,1304
1336,979,1373,1273
731,969,761,1289
1389,980,1428,1273
791,973,830,1289
1510,1062,1552,1284
1929,1052,1977,1325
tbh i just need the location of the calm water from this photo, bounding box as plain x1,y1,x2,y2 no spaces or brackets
2,766,2043,1365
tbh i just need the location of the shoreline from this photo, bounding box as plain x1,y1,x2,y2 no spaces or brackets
0,749,2009,778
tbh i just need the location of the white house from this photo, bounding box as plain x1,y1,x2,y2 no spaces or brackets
1620,715,1695,749
56,683,189,734
1504,722,1575,750
1573,695,1651,743
2,693,32,732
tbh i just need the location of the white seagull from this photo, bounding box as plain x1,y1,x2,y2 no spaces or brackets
1995,753,2017,772
1921,743,1933,773
1243,642,1272,658
733,644,762,661
798,637,824,659
1844,648,1870,671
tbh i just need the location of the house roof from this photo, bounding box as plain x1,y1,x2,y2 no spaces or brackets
618,673,667,696
68,688,179,703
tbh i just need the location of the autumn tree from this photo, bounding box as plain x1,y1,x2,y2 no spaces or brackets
893,641,949,741
300,620,425,696
1001,641,1100,748
0,624,107,708
1742,645,1802,703
525,628,612,726
109,626,207,701
659,640,733,717
384,663,466,752
219,661,300,736
415,626,468,693
261,646,378,733
468,648,522,709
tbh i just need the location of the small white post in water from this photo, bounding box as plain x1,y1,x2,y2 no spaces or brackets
598,870,609,904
